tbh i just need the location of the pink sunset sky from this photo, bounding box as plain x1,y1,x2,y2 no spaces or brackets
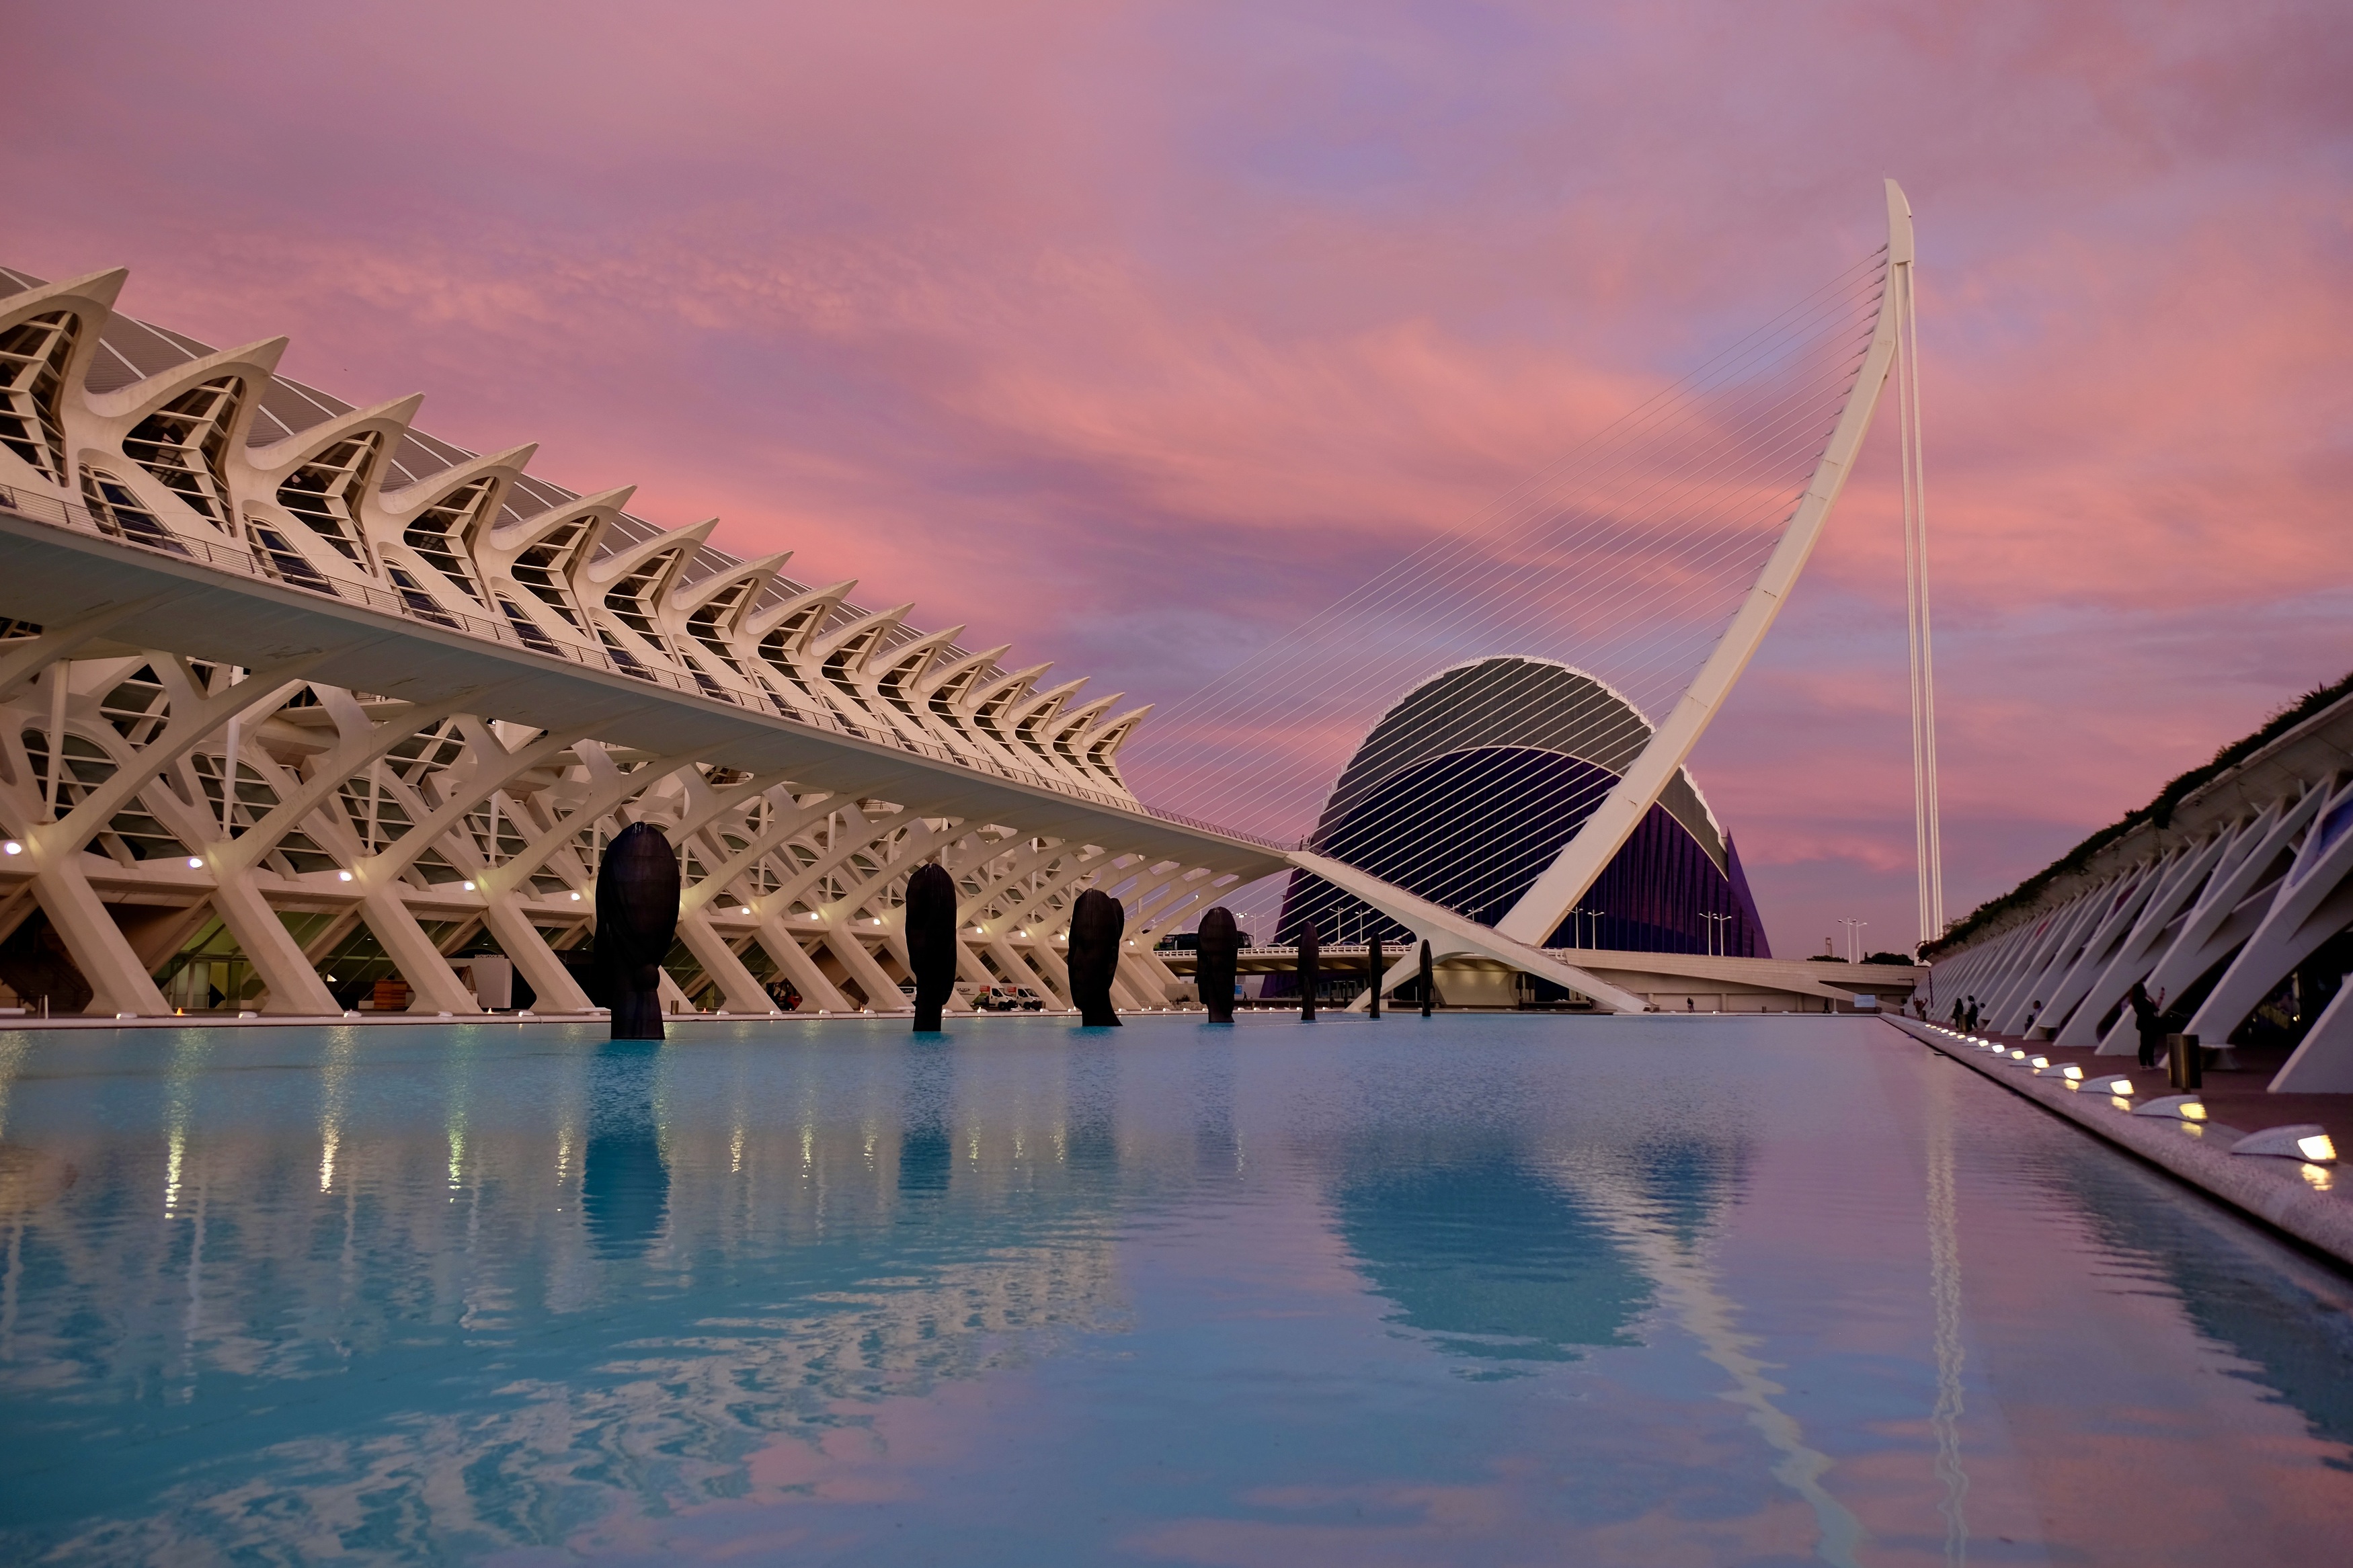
11,0,2349,956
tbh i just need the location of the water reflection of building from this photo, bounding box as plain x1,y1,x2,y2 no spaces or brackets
1332,1128,1750,1366
0,1033,1131,1560
1335,1152,1654,1362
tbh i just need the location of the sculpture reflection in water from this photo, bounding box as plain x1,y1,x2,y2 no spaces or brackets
582,1040,670,1258
898,1030,955,1198
9,1024,2353,1565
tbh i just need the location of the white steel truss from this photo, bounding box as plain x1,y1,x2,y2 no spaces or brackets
0,263,1278,1018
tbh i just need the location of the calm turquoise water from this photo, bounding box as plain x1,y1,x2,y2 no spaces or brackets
1,1014,2350,1565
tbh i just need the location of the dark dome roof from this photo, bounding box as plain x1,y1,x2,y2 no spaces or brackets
1320,656,1729,872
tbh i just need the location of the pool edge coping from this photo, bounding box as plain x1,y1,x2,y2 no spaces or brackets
1881,1016,2353,1271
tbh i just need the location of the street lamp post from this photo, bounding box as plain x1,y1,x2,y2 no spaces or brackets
1702,912,1731,957
1838,919,1868,964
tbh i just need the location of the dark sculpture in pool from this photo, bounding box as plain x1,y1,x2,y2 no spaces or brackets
1196,905,1240,1023
596,821,681,1040
904,860,958,1032
1068,888,1124,1027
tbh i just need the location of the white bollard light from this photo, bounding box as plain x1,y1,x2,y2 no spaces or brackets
2231,1125,2336,1163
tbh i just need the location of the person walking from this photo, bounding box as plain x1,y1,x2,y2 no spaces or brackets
1964,996,1981,1034
2127,981,2168,1070
1949,998,1964,1030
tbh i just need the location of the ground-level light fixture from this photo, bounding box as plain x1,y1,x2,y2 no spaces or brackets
571,891,582,901
2231,1124,2336,1163
187,856,204,868
2133,1094,2206,1122
739,906,752,915
2,840,19,855
2075,1074,2135,1096
462,880,476,891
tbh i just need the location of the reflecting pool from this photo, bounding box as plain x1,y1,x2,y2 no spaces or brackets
2,1014,2350,1565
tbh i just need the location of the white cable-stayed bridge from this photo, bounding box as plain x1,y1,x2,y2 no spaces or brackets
0,183,1938,1019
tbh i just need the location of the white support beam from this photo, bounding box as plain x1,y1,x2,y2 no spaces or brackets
1496,182,1912,948
1290,848,1648,1012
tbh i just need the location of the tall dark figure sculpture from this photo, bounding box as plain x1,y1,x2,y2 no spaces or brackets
1419,938,1434,1018
597,821,681,1040
1367,930,1383,1018
904,860,958,1032
1196,905,1240,1023
1298,917,1320,1021
1068,888,1125,1027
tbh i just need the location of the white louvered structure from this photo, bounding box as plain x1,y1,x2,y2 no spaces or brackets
0,261,1285,1018
1921,683,2353,1094
0,182,1936,1022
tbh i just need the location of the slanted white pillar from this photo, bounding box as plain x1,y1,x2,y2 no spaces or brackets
1497,184,1914,948
2097,794,2319,1053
